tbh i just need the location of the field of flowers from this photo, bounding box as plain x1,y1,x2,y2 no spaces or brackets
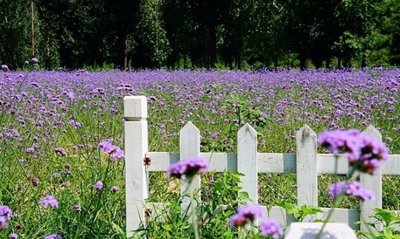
1,67,400,238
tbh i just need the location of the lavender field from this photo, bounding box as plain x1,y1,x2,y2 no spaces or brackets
1,68,400,238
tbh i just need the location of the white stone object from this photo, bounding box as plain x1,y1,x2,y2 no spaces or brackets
285,222,357,239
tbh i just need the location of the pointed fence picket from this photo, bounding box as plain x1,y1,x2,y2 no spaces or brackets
124,96,400,237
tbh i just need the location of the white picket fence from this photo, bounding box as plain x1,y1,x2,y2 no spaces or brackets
124,95,400,237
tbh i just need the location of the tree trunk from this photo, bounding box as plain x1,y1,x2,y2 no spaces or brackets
207,23,217,69
117,32,127,70
299,52,307,70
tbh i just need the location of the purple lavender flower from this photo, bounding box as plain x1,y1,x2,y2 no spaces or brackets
0,216,8,228
54,148,67,156
229,204,265,227
93,181,104,190
167,157,209,180
1,64,9,72
32,177,40,187
259,218,283,239
40,195,59,208
0,205,12,228
98,140,124,161
9,233,18,239
328,181,374,201
26,147,35,154
73,204,82,212
354,134,389,174
318,129,389,175
0,205,12,220
45,233,62,239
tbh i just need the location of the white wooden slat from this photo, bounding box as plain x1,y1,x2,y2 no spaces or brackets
179,122,201,213
296,125,318,206
361,125,383,232
124,96,149,237
382,155,400,175
144,152,237,172
144,152,400,175
237,123,258,203
317,154,351,174
257,153,296,173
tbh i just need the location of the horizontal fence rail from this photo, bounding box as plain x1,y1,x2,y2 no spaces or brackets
124,96,400,237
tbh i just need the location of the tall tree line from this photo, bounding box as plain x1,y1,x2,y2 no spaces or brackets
0,0,399,70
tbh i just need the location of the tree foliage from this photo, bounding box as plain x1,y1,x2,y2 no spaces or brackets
1,0,399,70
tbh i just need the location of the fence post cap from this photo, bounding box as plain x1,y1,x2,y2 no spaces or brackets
124,96,147,120
285,222,357,239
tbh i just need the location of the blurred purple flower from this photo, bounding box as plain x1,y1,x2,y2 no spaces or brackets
167,157,209,180
73,204,82,212
9,233,18,239
45,233,62,239
230,204,265,227
259,218,283,239
93,181,104,190
110,186,120,192
26,147,35,154
0,206,11,219
328,181,374,201
318,129,389,174
98,140,124,160
40,195,59,208
1,64,9,72
0,216,8,228
31,57,39,63
55,147,67,156
32,177,40,187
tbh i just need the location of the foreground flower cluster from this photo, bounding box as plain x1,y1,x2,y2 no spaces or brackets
318,129,389,202
230,204,283,239
168,157,283,238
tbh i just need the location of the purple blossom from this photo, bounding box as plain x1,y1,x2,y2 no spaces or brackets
73,204,82,212
93,181,104,190
259,218,283,239
9,233,18,239
110,186,120,192
40,195,59,208
0,216,8,228
98,140,124,160
54,147,67,156
318,129,389,174
328,181,374,201
26,147,35,153
0,205,12,220
32,177,40,186
229,204,265,227
167,157,209,180
31,57,39,63
1,64,9,72
45,233,62,239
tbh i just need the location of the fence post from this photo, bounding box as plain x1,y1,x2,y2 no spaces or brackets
124,96,149,237
360,125,382,232
296,125,318,207
180,122,201,213
237,123,258,203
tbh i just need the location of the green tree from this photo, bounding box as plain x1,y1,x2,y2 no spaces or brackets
0,0,31,68
135,0,171,68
